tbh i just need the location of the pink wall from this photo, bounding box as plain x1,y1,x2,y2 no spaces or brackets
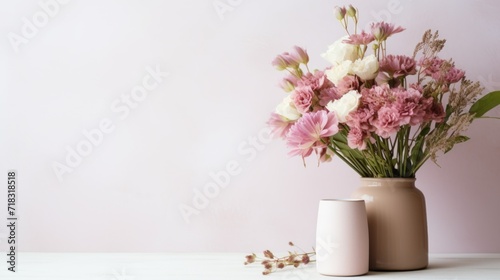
1,0,499,253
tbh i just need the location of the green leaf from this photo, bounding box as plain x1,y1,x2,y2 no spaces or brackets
469,91,500,118
444,135,470,154
410,126,430,164
454,135,470,143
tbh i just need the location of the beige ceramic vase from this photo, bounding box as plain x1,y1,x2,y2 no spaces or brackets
351,178,428,271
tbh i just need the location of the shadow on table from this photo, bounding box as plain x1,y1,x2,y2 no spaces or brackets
365,257,499,274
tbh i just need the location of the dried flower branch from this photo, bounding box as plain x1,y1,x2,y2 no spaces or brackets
244,242,316,275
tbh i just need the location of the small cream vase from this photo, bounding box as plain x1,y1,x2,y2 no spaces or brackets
315,199,369,276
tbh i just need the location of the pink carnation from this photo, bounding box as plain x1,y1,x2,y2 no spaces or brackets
286,111,339,159
295,70,340,109
379,55,417,78
292,86,315,113
337,75,360,96
419,57,465,85
346,107,376,132
394,87,428,126
347,127,368,150
373,105,402,138
444,67,465,84
361,84,392,110
296,71,325,89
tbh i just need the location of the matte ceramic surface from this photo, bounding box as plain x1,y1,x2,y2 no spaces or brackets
316,199,369,276
352,178,428,271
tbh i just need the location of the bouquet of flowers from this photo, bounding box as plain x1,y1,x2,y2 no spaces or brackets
268,5,500,178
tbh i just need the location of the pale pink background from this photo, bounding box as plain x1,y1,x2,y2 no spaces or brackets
0,0,499,254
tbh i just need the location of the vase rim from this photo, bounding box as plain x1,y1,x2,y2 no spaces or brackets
360,177,416,187
360,177,416,181
320,198,365,202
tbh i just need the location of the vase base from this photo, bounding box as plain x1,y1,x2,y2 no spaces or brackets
369,263,428,271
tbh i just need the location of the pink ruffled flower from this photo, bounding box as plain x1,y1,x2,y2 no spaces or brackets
318,86,339,107
444,67,465,84
379,55,417,78
343,30,375,45
370,22,405,41
346,106,376,132
336,75,360,96
267,112,294,139
295,70,340,108
419,57,465,84
347,127,368,150
292,86,315,113
286,111,339,159
373,105,401,138
393,87,428,126
361,84,392,109
297,71,325,89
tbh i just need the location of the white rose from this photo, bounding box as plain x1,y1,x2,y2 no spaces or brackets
325,60,352,85
326,90,361,123
275,95,301,121
321,36,360,65
351,54,379,81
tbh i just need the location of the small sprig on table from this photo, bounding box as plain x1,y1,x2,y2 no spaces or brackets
244,242,316,275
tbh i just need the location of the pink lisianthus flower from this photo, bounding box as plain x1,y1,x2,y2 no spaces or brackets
279,77,296,92
272,52,300,70
370,22,405,41
343,30,375,45
333,6,347,20
379,55,417,78
291,46,309,64
272,46,309,71
286,111,339,159
267,112,295,139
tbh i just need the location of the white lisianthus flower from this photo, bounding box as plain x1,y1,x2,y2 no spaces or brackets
325,60,353,85
326,90,362,123
351,54,379,81
321,36,360,65
275,95,301,121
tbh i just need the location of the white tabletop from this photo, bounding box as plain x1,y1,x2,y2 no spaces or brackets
0,253,499,279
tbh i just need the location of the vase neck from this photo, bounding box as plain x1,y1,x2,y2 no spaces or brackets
360,178,416,188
